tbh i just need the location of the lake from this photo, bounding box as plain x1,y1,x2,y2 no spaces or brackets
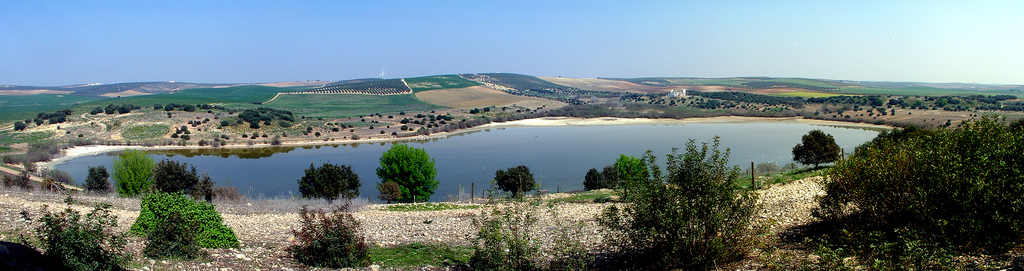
54,118,886,202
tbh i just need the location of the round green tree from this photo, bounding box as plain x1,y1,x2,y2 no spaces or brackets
792,130,841,168
376,144,437,203
494,165,535,196
298,163,361,203
113,149,155,197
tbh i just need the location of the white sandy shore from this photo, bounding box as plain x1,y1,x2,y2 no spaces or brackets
42,116,891,169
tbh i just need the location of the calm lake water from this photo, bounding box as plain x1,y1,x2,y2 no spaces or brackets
55,121,885,202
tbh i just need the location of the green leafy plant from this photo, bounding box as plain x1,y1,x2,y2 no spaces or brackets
599,138,760,270
470,200,541,271
493,165,535,196
144,211,205,260
815,116,1024,256
298,163,361,202
152,160,199,194
376,144,438,202
288,205,369,268
86,165,111,192
36,203,130,271
113,149,155,196
130,192,239,248
792,129,841,168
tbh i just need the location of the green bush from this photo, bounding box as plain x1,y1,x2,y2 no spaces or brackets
152,160,199,194
470,201,540,271
130,192,239,248
288,205,369,268
493,165,535,196
816,116,1024,253
36,203,130,271
599,138,760,270
144,211,204,259
113,149,155,197
376,144,438,202
298,163,361,202
86,166,111,192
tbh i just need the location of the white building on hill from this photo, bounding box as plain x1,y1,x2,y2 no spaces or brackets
669,89,687,97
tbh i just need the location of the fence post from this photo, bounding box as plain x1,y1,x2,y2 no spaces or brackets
471,183,475,202
751,161,756,189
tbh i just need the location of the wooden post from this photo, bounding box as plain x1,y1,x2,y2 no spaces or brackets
751,161,756,189
471,183,475,202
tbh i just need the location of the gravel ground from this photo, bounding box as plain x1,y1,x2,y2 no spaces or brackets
0,177,826,270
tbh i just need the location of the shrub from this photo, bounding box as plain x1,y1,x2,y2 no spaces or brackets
152,160,199,194
3,170,33,189
599,138,760,270
130,192,239,248
188,174,215,202
298,163,361,203
493,165,535,196
376,144,438,202
377,181,401,203
288,205,369,268
36,203,130,271
583,166,619,191
470,201,540,271
815,116,1024,253
44,169,75,185
144,211,204,259
113,150,155,196
792,129,841,167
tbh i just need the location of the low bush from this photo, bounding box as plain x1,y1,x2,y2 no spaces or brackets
144,211,205,259
86,166,111,192
815,116,1024,260
469,201,541,271
36,203,131,271
599,138,760,270
288,205,369,268
2,171,32,189
130,192,239,248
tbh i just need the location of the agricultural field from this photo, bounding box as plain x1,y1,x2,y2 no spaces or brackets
119,123,170,140
405,75,481,92
414,86,566,109
771,91,849,98
266,93,441,118
0,94,101,124
539,77,676,93
306,79,411,95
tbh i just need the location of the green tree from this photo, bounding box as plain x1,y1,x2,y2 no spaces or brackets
14,121,27,131
583,168,604,191
113,150,155,197
298,163,361,202
152,160,199,194
792,129,841,168
86,166,110,192
494,165,535,196
376,144,438,202
377,181,401,203
599,138,760,270
613,154,648,188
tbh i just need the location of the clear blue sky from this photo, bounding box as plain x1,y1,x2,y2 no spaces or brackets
2,1,1022,86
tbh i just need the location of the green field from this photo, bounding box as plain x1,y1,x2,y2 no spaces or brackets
120,124,170,140
834,86,1024,97
77,85,285,109
772,91,850,98
265,93,443,118
0,94,101,123
0,131,55,145
405,75,482,92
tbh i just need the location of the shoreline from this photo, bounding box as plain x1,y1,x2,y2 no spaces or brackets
41,116,892,169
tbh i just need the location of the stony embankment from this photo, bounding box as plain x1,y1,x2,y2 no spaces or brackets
0,177,825,270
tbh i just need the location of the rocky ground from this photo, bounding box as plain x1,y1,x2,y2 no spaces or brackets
0,177,826,271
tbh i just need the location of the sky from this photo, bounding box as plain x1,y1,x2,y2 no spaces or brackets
2,1,1022,86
